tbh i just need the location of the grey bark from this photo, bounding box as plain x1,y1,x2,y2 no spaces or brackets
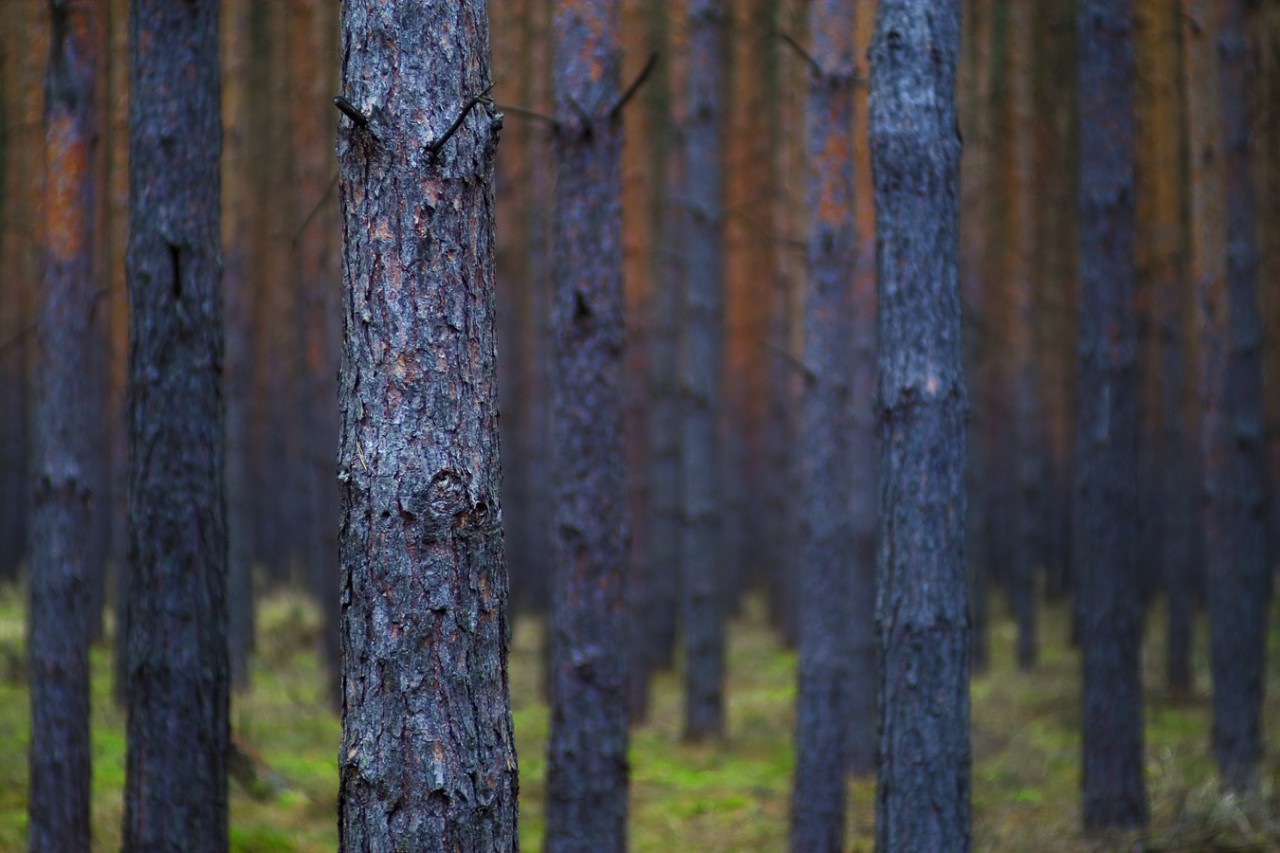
335,2,519,849
790,2,857,849
681,0,728,742
543,3,630,848
1076,0,1148,828
28,2,98,848
868,2,971,850
123,0,229,848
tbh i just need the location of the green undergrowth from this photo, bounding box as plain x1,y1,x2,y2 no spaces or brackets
1,581,1279,851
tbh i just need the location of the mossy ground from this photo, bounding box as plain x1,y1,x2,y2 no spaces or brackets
1,582,1278,851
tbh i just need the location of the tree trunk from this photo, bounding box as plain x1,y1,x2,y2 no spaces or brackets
1194,0,1268,793
123,1,229,849
335,3,518,848
869,3,970,849
1134,0,1195,695
681,0,727,742
543,5,631,849
790,3,857,850
1076,0,1147,829
28,3,98,848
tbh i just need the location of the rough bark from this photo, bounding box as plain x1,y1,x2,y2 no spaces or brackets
28,2,97,848
1204,0,1268,793
681,0,727,742
1076,0,1147,829
1134,0,1195,694
335,3,519,849
543,1,630,850
123,1,229,849
869,3,970,849
790,3,857,850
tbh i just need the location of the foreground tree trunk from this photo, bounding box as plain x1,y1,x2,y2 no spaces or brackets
123,1,229,849
681,0,728,741
790,2,856,849
1076,0,1148,829
336,2,518,848
543,0,629,849
868,2,970,849
28,2,98,848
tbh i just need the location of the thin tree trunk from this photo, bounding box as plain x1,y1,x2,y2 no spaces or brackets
790,3,856,849
123,1,229,848
869,2,970,848
681,0,727,742
1134,0,1195,695
1199,0,1268,793
544,4,630,847
335,3,518,847
1076,0,1147,829
28,2,98,848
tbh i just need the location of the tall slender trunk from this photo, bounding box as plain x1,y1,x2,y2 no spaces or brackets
1076,0,1147,829
790,3,856,849
869,3,970,848
681,0,727,741
123,1,229,848
28,3,98,848
335,3,518,847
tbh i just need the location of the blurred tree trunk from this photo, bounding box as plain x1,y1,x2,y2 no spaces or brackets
1004,0,1041,670
1257,0,1280,580
1134,0,1195,695
959,0,995,672
1076,0,1147,829
123,1,229,848
849,0,879,777
220,0,256,693
335,2,518,847
28,2,98,848
289,0,341,709
1185,0,1269,793
681,0,728,741
544,3,630,847
790,2,856,849
869,2,970,848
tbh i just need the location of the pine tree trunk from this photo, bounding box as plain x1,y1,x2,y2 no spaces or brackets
868,2,970,848
123,1,229,848
681,0,727,741
335,3,518,848
544,3,630,848
1206,0,1268,793
1076,0,1147,829
28,3,98,848
790,3,857,850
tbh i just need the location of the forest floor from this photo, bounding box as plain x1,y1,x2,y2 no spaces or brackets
1,582,1279,852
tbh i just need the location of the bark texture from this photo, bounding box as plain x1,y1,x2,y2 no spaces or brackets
681,0,727,741
1076,0,1148,829
336,2,518,849
868,3,971,849
28,2,97,848
543,0,630,849
123,1,229,849
790,2,857,849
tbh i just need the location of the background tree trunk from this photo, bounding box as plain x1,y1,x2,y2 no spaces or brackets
123,0,229,848
681,0,728,742
335,2,519,848
869,2,971,848
1076,0,1147,829
543,0,630,849
28,2,98,848
790,2,857,849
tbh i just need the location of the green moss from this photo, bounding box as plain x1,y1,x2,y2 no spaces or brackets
1,587,1279,851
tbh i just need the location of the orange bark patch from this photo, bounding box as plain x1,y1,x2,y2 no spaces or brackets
45,113,90,262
